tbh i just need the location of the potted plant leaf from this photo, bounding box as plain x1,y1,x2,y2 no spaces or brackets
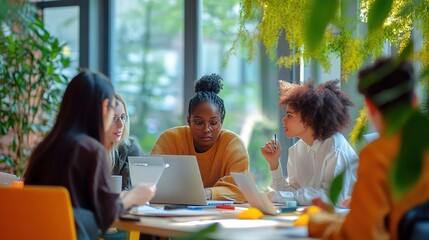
0,3,71,177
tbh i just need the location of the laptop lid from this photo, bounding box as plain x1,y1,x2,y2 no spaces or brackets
128,156,166,187
149,155,232,206
149,155,207,205
231,172,280,215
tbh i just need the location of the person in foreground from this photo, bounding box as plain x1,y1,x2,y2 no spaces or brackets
151,73,249,202
106,94,144,191
24,71,156,234
261,80,359,206
309,57,429,239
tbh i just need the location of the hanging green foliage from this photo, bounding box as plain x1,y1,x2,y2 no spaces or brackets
230,0,429,81
349,107,368,146
231,0,429,204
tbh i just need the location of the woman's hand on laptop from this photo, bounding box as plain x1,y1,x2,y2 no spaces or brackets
121,184,156,209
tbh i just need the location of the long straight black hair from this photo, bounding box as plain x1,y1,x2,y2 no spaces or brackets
24,70,115,182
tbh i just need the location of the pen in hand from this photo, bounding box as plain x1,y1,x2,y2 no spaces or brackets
273,133,278,150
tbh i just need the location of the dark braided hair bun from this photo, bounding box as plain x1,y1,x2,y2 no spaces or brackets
194,73,223,94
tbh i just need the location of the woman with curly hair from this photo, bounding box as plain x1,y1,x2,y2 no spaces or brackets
261,80,359,206
151,73,249,202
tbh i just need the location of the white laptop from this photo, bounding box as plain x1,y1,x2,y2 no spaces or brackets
148,155,232,206
128,156,167,187
231,172,280,215
0,172,19,186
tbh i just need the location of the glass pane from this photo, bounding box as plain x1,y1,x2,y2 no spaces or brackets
112,0,184,153
202,0,277,188
43,6,79,77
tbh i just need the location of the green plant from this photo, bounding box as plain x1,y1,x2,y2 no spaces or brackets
231,0,429,200
0,4,71,176
230,0,429,81
172,223,219,240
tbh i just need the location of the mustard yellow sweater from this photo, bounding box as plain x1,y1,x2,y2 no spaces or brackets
151,126,249,202
309,133,429,240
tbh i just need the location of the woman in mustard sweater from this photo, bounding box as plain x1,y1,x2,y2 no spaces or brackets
151,73,249,202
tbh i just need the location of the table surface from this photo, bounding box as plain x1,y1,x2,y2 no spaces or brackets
113,205,316,239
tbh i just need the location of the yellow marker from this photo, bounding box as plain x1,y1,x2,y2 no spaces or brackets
294,205,322,226
238,207,264,219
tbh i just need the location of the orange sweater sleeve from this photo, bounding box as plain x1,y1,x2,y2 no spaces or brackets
151,127,194,155
309,135,398,240
207,131,249,202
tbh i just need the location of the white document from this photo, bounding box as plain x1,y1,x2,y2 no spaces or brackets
129,205,222,217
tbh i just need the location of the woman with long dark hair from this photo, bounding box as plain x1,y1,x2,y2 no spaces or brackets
24,71,155,233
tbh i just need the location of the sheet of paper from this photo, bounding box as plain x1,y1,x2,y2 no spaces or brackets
129,205,222,217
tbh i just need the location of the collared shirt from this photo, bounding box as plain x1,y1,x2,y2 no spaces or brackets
270,132,359,205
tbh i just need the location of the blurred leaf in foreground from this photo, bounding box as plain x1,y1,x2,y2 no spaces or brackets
305,0,339,53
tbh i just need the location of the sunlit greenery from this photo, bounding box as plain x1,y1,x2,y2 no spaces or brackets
232,0,429,202
231,0,429,81
0,3,70,176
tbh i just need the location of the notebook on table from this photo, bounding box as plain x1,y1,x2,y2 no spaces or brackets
147,155,233,206
231,172,281,215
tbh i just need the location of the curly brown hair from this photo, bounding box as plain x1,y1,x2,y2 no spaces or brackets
279,80,354,140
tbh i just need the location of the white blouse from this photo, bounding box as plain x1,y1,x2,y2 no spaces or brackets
270,132,359,206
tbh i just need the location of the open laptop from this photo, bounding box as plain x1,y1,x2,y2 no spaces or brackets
231,172,280,215
128,156,167,187
147,155,232,206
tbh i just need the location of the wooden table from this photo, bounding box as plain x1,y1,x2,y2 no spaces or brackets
113,208,314,239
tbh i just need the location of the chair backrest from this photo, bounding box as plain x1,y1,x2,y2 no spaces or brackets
398,200,429,240
0,185,77,240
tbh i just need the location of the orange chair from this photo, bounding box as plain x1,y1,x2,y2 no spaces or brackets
128,230,140,240
0,185,77,240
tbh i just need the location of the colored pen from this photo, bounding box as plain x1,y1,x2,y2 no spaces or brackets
216,205,235,210
273,133,278,150
187,205,235,210
187,205,216,210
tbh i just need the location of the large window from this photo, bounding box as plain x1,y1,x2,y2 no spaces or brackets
35,0,280,188
42,6,79,77
111,0,185,153
201,0,277,188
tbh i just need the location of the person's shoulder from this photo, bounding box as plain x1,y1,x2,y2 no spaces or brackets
161,126,189,136
118,137,135,150
127,137,139,146
325,132,352,148
122,137,143,154
73,134,104,150
219,129,243,142
361,132,400,155
359,133,401,171
290,139,306,150
70,135,106,162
